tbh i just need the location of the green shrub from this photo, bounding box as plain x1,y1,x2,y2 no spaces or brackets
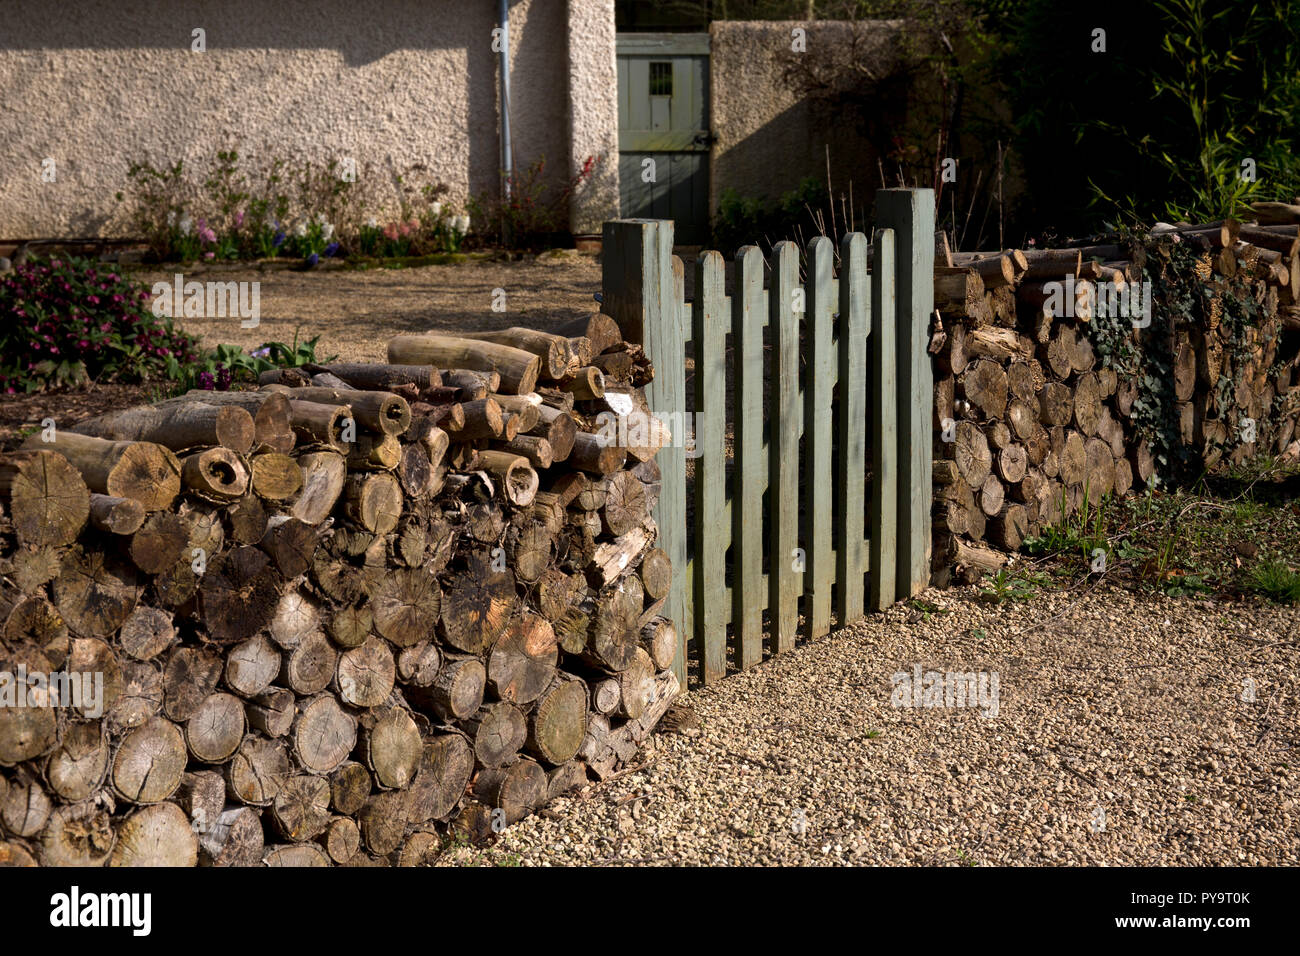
466,155,599,250
168,333,337,396
710,177,830,257
0,256,200,393
999,0,1300,232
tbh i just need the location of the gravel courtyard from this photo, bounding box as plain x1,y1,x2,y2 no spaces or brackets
157,253,603,362
451,583,1299,867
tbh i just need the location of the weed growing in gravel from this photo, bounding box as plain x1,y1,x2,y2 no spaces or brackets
978,568,1040,604
1245,559,1300,605
909,598,944,614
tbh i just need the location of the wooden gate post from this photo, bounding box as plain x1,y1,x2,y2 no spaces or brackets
875,189,935,599
600,219,688,687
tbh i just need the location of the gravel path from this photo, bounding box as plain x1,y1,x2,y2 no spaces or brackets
447,584,1299,866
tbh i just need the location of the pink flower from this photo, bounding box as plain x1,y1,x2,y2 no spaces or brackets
233,210,245,228
204,251,215,259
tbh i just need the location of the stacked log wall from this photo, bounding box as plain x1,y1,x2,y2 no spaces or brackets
0,318,679,866
932,221,1300,583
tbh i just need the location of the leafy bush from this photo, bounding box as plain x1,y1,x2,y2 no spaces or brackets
997,0,1300,232
0,256,200,393
711,177,830,257
467,155,598,250
164,332,337,396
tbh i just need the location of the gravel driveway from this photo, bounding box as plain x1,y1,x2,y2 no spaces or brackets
448,583,1299,866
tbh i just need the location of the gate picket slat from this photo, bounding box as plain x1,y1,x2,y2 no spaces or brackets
835,232,870,626
693,251,727,684
670,255,691,682
769,241,801,655
876,189,935,599
733,246,765,670
804,237,835,640
869,228,898,610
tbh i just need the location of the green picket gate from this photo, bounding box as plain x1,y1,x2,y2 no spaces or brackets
600,188,936,687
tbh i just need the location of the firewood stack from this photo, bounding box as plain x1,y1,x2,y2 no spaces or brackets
931,211,1300,584
0,314,680,866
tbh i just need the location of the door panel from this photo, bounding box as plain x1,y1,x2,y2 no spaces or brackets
616,33,710,244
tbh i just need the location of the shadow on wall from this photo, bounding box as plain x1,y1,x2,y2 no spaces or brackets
0,0,481,65
710,95,895,244
0,0,574,237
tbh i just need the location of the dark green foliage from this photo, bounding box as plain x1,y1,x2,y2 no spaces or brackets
0,256,200,393
997,0,1300,233
710,177,830,257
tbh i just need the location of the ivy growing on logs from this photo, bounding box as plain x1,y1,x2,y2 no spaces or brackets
1089,235,1271,485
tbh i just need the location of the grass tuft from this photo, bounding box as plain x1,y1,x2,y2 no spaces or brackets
1246,560,1300,605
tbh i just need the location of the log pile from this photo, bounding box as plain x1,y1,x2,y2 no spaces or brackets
931,216,1300,583
0,316,680,866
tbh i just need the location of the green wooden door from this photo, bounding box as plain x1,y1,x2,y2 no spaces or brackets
616,33,711,244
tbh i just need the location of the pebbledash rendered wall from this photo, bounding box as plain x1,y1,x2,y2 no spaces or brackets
706,20,896,220
0,0,620,238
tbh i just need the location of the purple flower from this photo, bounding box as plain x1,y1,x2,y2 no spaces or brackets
305,252,319,267
324,242,340,258
216,367,233,389
272,230,286,248
198,371,216,390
